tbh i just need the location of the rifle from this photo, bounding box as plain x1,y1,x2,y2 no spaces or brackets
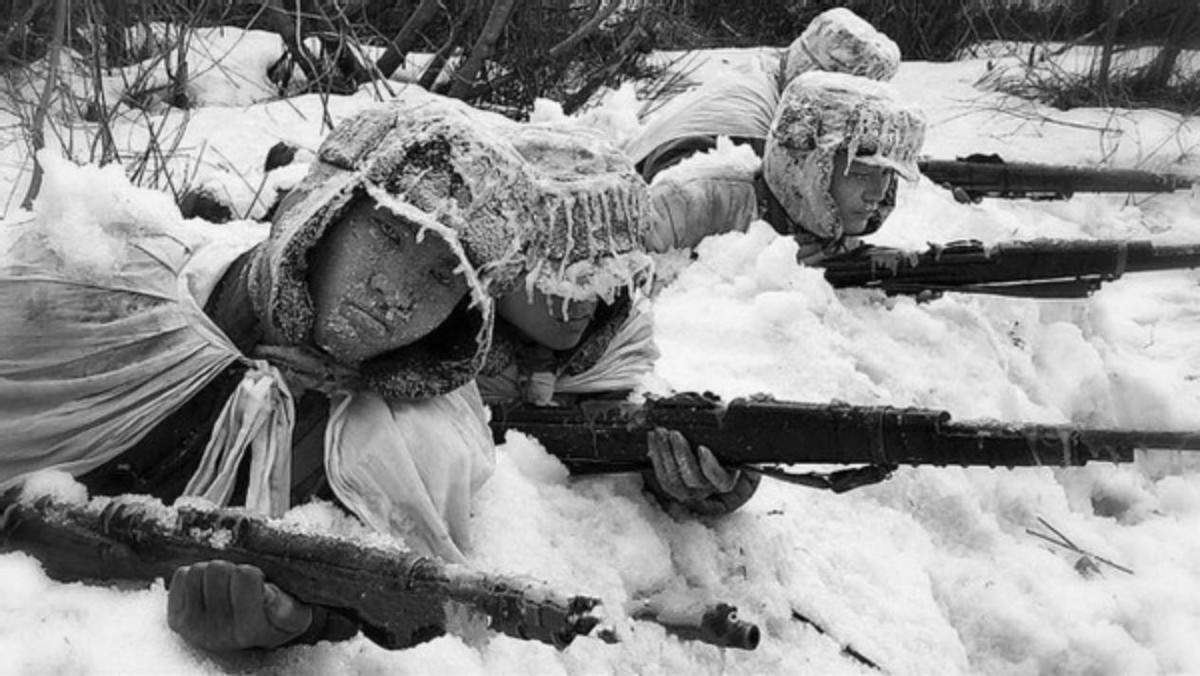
0,488,759,651
819,239,1200,298
919,154,1194,201
488,393,1200,492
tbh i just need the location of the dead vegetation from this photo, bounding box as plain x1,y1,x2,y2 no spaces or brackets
1,0,1196,212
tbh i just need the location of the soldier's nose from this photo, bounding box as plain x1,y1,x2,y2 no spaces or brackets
369,273,391,294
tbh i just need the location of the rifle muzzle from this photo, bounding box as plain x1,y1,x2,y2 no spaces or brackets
634,601,761,650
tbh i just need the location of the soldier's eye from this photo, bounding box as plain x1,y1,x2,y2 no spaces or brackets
374,217,410,246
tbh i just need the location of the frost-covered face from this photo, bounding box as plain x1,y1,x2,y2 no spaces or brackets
497,279,599,351
829,150,894,236
308,200,468,365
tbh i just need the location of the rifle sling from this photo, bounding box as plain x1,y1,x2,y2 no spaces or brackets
750,464,896,493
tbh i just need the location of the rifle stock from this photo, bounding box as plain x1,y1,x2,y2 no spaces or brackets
0,490,610,650
919,157,1195,200
488,394,1200,476
819,239,1200,298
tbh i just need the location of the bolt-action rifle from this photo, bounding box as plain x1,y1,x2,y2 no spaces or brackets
919,154,1194,201
819,239,1200,298
0,489,759,650
488,394,1200,492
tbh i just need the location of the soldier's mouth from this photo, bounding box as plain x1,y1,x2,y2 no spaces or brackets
343,303,389,334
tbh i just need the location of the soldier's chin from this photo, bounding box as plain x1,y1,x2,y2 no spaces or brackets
841,214,871,236
313,319,378,365
539,323,589,351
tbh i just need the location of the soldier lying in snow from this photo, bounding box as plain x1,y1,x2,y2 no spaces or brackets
644,71,926,266
626,7,902,182
473,122,762,516
0,93,754,654
1,95,520,649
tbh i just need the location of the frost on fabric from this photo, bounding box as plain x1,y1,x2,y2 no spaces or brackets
781,7,901,84
507,123,656,304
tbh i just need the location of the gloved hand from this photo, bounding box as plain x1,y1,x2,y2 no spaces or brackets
644,427,761,517
167,560,313,652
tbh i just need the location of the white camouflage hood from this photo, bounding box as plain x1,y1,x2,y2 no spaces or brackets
508,122,653,304
763,71,926,243
248,96,547,400
780,8,902,86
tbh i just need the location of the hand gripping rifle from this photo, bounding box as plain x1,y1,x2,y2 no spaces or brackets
0,489,760,651
819,239,1200,298
919,154,1195,201
488,394,1200,493
0,489,609,650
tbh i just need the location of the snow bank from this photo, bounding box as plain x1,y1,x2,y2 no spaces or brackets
3,35,1200,676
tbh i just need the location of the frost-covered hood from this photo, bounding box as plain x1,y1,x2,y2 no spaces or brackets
247,95,654,400
248,96,537,400
508,122,653,304
763,71,925,243
480,122,654,382
779,7,901,86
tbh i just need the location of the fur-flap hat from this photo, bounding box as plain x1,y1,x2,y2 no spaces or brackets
483,122,655,382
507,122,653,304
780,8,901,86
249,95,547,400
763,71,925,244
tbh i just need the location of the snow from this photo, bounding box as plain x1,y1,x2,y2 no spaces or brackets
3,28,1200,675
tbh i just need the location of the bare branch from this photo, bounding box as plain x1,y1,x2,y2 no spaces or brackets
446,0,519,100
20,0,67,210
548,0,619,62
375,0,439,79
417,0,478,93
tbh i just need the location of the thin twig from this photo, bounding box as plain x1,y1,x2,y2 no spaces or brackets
792,609,886,673
1026,517,1134,575
20,0,67,210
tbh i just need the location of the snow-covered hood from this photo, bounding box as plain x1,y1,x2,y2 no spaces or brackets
779,7,901,86
247,97,529,400
763,71,925,243
508,121,653,304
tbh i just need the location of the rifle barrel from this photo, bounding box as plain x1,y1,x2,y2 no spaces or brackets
489,397,1200,474
820,240,1200,297
919,159,1194,198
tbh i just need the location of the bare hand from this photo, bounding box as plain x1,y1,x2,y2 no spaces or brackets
949,186,982,204
645,427,760,516
168,560,312,652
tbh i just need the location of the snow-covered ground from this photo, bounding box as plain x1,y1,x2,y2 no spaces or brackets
3,29,1200,675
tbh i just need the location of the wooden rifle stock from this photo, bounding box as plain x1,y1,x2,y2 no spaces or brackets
0,491,610,650
0,489,764,651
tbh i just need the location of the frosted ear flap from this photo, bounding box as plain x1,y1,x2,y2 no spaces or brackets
319,107,396,169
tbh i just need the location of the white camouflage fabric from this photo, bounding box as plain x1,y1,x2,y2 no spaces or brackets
622,59,782,167
0,213,269,494
624,7,900,167
780,7,901,85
